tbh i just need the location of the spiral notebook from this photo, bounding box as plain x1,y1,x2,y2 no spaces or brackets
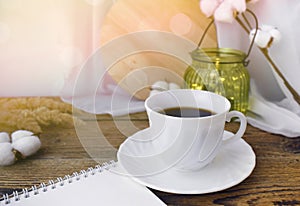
0,161,166,206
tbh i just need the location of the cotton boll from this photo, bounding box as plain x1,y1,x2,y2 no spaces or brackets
269,29,281,44
254,25,281,46
0,143,15,166
250,29,271,48
0,132,10,143
260,25,274,32
248,0,260,4
150,81,182,97
261,25,281,44
149,81,182,97
231,0,246,13
11,130,34,142
255,31,271,48
214,2,235,23
12,136,41,157
149,90,161,97
168,83,181,90
151,81,169,91
199,0,219,17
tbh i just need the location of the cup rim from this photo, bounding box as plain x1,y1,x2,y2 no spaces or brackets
145,89,231,120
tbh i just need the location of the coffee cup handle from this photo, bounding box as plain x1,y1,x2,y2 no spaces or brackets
222,111,247,146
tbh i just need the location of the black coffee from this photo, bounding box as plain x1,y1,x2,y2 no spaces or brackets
159,107,215,118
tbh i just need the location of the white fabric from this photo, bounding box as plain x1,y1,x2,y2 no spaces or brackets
62,72,145,116
247,96,300,137
247,83,300,137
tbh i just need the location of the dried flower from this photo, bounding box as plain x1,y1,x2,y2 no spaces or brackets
0,97,84,134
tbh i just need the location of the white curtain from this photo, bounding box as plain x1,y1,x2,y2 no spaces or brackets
0,0,113,96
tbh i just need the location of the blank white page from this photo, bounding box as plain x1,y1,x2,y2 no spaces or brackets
3,163,166,206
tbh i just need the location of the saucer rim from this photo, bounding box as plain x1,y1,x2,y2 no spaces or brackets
117,130,256,194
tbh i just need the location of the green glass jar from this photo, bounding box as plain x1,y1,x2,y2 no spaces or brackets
184,48,250,114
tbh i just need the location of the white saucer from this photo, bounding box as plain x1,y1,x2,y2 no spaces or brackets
117,129,256,194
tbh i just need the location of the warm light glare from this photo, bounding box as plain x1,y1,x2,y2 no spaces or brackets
0,0,216,97
0,0,112,96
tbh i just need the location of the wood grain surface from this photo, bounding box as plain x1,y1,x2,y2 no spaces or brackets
0,108,299,205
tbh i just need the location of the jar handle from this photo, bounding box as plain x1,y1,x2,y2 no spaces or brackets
197,9,259,67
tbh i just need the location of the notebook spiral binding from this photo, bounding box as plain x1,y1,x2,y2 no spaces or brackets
0,160,117,205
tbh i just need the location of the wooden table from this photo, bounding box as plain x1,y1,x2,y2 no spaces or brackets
0,110,299,205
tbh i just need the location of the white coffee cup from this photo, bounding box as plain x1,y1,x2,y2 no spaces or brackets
144,89,247,171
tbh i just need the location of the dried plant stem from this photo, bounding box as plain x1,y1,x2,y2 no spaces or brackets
0,97,85,134
236,12,300,105
260,49,300,104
